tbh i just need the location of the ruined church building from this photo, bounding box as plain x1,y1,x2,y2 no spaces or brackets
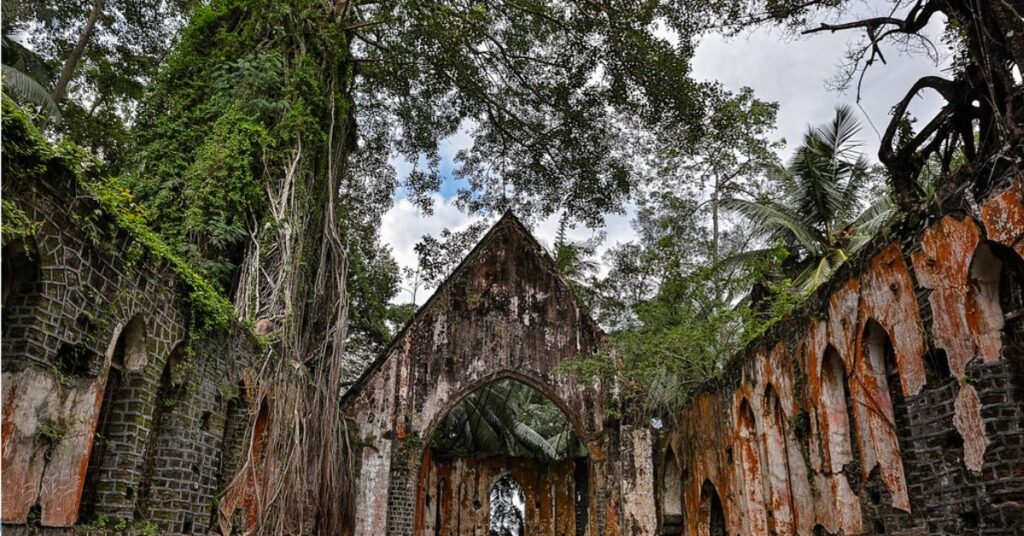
3,110,1024,534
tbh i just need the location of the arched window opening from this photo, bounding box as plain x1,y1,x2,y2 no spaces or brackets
970,241,1024,338
660,448,683,535
700,480,726,536
489,475,525,536
121,314,148,372
820,346,856,474
573,458,589,536
864,320,908,441
2,239,42,342
135,342,185,520
762,385,795,533
79,323,131,522
736,399,766,534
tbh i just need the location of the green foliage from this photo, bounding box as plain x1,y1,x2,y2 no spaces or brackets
1,64,61,120
34,416,71,448
3,0,198,170
722,105,893,293
430,379,585,461
414,222,490,287
1,95,238,331
134,519,159,536
1,198,38,243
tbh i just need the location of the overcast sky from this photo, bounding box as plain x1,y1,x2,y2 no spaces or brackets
382,15,951,304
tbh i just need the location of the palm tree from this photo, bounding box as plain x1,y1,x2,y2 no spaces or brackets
2,37,61,121
723,105,893,292
430,379,586,461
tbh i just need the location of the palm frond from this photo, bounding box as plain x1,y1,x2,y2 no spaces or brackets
510,422,558,460
817,104,863,162
721,197,826,256
2,65,60,121
794,256,836,294
850,195,895,239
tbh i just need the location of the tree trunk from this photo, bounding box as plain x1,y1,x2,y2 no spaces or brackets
711,174,720,266
51,0,105,104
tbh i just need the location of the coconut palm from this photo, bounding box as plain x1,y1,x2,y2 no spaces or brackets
1,38,61,121
722,105,894,293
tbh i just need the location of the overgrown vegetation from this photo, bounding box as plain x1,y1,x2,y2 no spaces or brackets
1,95,238,330
3,0,1021,530
430,379,586,461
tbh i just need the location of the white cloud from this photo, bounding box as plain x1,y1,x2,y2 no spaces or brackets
382,11,954,301
692,18,951,162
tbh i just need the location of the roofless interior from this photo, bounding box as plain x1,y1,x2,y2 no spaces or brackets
418,378,590,536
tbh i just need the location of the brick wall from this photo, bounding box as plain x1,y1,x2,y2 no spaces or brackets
2,169,254,534
663,176,1024,536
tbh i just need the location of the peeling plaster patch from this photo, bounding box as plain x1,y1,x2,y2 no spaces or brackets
859,244,927,398
912,216,988,375
2,365,106,527
980,181,1024,256
912,216,1000,472
953,383,989,473
621,427,657,534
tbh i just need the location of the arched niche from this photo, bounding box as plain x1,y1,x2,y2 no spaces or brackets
1,238,40,310
135,341,186,521
968,241,1024,355
762,385,794,534
864,319,906,434
121,314,149,372
79,319,132,521
699,479,727,536
736,398,767,535
660,447,683,535
819,345,856,474
2,238,42,349
218,381,250,493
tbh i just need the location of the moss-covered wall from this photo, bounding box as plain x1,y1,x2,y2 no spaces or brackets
2,99,259,535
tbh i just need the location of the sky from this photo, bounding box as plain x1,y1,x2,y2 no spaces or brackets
382,12,951,305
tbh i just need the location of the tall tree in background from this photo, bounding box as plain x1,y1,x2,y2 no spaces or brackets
701,0,1024,209
2,0,196,167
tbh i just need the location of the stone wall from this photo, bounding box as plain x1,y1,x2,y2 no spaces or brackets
341,214,658,535
658,176,1024,536
417,453,580,535
2,119,256,534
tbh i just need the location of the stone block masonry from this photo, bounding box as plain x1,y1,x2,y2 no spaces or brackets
2,111,257,534
665,174,1024,536
3,98,1023,533
342,175,1024,535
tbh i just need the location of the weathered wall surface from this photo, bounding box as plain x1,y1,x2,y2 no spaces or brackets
659,176,1024,536
2,140,256,534
342,214,659,536
417,453,580,536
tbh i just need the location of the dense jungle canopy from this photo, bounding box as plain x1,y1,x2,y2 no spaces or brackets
3,0,1021,532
